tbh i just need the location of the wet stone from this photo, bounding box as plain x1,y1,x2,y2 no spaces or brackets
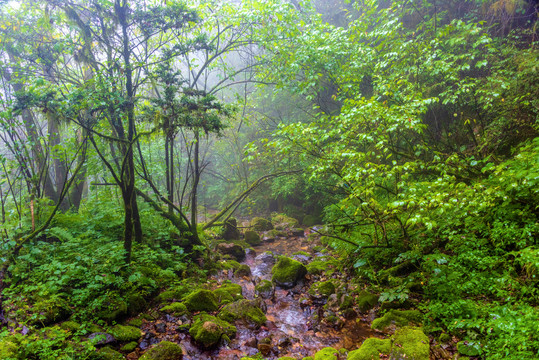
155,322,167,333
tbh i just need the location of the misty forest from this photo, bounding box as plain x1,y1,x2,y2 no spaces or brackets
0,0,537,359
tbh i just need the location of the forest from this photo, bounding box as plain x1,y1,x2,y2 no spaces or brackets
0,0,537,359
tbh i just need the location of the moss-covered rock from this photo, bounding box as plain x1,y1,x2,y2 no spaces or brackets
234,264,251,277
218,299,267,327
97,299,128,323
251,217,273,231
109,325,142,342
189,314,237,348
216,242,246,261
222,217,241,240
218,260,242,271
30,298,71,326
313,347,339,360
271,213,299,228
120,341,138,352
276,357,296,360
290,228,305,237
244,230,261,246
356,291,378,312
391,327,429,360
371,309,422,331
127,292,147,316
0,339,18,359
268,229,287,238
98,347,125,360
127,318,143,328
60,320,81,332
255,279,274,299
457,341,482,357
271,256,307,288
214,282,243,304
308,281,335,302
306,260,328,275
156,285,190,303
347,338,391,360
160,302,188,316
183,289,219,312
139,341,183,360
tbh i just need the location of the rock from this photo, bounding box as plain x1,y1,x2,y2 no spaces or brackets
97,299,128,323
98,347,125,360
271,213,299,228
223,218,240,240
252,252,276,278
218,299,267,328
244,230,262,246
371,309,422,331
30,298,71,326
120,342,138,352
347,338,391,360
313,347,339,360
156,285,190,303
255,279,274,299
251,217,274,231
356,290,378,312
160,302,188,316
234,264,252,277
139,341,183,360
290,228,305,237
391,327,430,360
109,325,142,342
214,282,244,304
218,260,242,271
183,289,219,312
457,340,482,357
257,337,272,356
60,320,81,332
216,242,245,261
155,322,167,333
271,256,307,288
89,332,116,346
308,281,336,304
127,292,147,316
189,314,237,348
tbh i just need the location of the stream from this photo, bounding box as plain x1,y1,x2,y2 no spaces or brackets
138,229,378,360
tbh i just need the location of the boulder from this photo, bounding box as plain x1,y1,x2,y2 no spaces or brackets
391,327,430,360
183,289,219,312
214,282,243,304
160,302,188,316
348,338,391,360
271,256,307,288
244,230,261,246
371,309,422,331
189,314,237,348
216,242,245,261
109,325,142,342
139,341,183,360
251,217,273,231
308,281,336,304
222,218,240,240
313,347,339,360
218,299,267,328
234,264,252,277
255,280,274,299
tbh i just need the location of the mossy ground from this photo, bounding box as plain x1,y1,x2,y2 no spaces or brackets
371,309,422,331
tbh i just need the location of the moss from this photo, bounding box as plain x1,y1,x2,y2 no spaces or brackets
308,281,336,299
109,325,142,342
347,338,391,360
156,285,190,303
127,318,143,328
218,299,267,327
183,289,219,312
87,323,104,333
120,341,138,352
271,256,307,288
302,357,314,360
277,357,296,360
356,291,378,312
306,260,327,275
314,347,339,360
60,320,81,332
139,341,183,360
30,298,71,326
97,299,128,323
244,230,261,246
222,218,240,240
338,294,354,310
160,302,188,316
251,217,273,231
127,292,147,315
457,341,482,356
271,213,299,227
268,229,287,238
0,339,18,359
218,282,243,300
216,242,246,261
189,314,237,348
255,279,274,298
371,309,422,331
213,288,234,305
98,347,125,360
234,264,252,277
219,260,242,270
438,333,451,343
302,214,320,227
392,327,429,360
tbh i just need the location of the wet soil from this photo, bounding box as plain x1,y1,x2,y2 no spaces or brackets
136,230,379,360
